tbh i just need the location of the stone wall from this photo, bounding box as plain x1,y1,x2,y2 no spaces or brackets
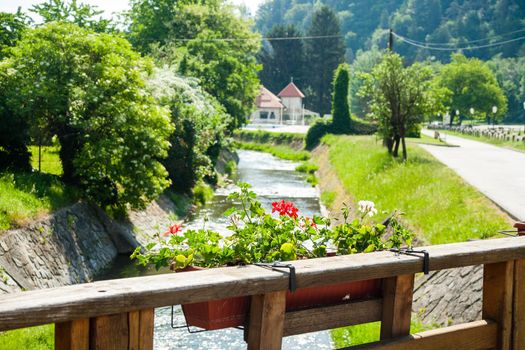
0,195,179,294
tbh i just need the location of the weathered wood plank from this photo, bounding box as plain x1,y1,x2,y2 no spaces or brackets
55,319,89,350
344,320,497,350
1,237,525,331
380,274,414,340
513,259,525,350
247,291,286,350
90,313,130,350
483,261,514,350
138,309,154,350
283,298,382,336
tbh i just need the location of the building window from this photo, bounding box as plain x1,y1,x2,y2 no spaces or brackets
260,112,268,119
269,112,275,119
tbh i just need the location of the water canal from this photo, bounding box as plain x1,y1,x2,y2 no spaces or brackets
99,150,333,349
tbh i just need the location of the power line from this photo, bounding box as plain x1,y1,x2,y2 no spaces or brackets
171,34,343,42
392,31,525,51
394,27,525,47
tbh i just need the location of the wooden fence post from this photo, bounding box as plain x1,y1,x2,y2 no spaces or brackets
89,309,154,350
380,274,415,340
55,319,89,350
512,259,525,350
247,291,286,350
483,262,514,350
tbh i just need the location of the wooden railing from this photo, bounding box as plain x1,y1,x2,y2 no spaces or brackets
1,236,525,349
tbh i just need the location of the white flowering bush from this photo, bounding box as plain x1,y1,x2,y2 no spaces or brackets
147,67,231,192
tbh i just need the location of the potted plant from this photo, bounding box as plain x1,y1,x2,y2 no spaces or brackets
132,183,413,330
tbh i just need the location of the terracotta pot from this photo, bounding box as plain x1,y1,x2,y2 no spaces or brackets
177,267,382,330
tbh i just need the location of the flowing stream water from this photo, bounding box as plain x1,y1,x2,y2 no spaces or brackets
98,150,333,349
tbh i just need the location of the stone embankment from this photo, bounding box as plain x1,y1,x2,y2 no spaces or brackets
0,195,180,294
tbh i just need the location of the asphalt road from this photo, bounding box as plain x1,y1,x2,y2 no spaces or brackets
420,129,525,221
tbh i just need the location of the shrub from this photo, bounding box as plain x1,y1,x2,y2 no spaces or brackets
305,118,331,150
331,63,352,134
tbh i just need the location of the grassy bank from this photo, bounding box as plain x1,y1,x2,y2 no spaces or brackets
234,129,309,161
438,129,525,152
318,135,511,244
0,146,77,231
0,324,53,349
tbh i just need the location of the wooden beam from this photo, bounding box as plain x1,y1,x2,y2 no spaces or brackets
513,259,525,350
283,298,382,336
483,261,514,350
344,320,497,350
55,319,89,350
247,291,286,350
89,310,154,350
2,237,525,331
380,274,414,340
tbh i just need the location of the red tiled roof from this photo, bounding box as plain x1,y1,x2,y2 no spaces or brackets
277,82,305,98
256,86,285,109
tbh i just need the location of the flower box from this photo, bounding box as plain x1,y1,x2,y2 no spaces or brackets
181,271,382,330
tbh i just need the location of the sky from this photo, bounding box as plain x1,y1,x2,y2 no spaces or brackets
0,0,265,18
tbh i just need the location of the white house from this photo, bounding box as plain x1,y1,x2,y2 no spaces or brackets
249,86,284,124
278,82,305,124
248,82,318,125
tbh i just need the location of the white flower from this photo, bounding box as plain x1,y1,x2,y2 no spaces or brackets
358,200,378,217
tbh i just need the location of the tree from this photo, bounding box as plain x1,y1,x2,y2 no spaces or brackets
434,53,507,125
30,0,114,32
127,0,179,53
0,60,32,170
330,63,352,133
147,67,231,193
167,1,261,130
361,52,443,160
8,22,173,209
0,9,30,59
258,24,306,93
304,5,345,116
485,55,524,123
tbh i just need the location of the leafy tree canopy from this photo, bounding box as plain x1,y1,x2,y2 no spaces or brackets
258,24,306,94
6,22,173,209
0,9,30,59
139,0,261,130
434,53,507,124
304,5,345,116
360,52,445,159
30,0,114,32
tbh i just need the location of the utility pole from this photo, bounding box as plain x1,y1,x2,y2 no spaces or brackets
388,29,394,51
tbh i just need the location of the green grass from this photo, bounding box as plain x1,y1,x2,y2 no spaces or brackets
320,135,510,244
29,145,63,175
295,161,318,186
234,129,305,146
439,129,525,152
0,172,78,231
0,324,53,350
331,320,437,347
236,142,310,161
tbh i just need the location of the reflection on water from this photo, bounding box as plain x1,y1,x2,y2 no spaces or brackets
98,150,333,349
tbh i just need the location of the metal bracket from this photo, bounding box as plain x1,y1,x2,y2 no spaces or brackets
498,230,519,238
390,248,430,275
254,262,297,292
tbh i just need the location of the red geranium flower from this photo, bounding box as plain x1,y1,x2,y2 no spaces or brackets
163,223,182,237
271,200,299,219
